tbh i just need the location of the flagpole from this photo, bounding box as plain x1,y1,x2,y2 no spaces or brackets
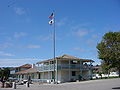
53,10,56,83
49,11,57,84
53,10,58,84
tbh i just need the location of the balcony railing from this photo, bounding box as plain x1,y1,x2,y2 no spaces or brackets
58,64,91,70
37,64,55,72
37,64,92,72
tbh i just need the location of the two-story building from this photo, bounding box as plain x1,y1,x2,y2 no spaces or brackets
36,54,94,83
15,54,94,83
10,64,32,79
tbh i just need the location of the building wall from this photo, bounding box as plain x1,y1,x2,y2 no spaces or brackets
16,72,39,80
61,71,69,82
60,60,69,64
39,72,48,79
82,70,89,80
55,70,61,83
16,70,92,83
60,71,82,82
15,60,93,83
36,60,92,83
70,71,80,81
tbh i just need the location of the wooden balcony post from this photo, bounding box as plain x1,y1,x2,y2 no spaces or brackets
56,59,58,83
90,62,93,79
69,60,71,81
80,61,83,80
48,61,50,80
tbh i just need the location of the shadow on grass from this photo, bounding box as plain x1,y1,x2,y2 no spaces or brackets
112,87,120,89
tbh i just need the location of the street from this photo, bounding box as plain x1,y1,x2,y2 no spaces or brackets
0,78,120,90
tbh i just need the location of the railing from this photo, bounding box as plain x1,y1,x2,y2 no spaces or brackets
58,64,91,70
37,64,92,72
37,64,55,72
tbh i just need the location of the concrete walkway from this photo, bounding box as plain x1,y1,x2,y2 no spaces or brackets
0,78,120,90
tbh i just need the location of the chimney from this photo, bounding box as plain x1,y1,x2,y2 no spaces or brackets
32,64,36,68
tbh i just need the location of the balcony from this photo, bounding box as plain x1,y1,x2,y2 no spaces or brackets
37,64,55,72
58,64,91,71
37,64,92,72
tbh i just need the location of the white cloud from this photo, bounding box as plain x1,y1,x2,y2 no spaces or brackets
0,51,15,56
14,7,26,15
27,45,41,48
74,30,88,37
6,37,13,41
37,34,53,41
57,22,64,26
87,39,96,46
92,34,99,39
70,23,90,31
70,23,92,37
0,43,13,48
42,35,53,40
37,34,62,41
0,58,40,67
14,32,27,38
73,48,87,53
56,18,67,27
72,47,81,50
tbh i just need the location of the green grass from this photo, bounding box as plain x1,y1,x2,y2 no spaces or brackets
102,76,120,79
93,76,120,80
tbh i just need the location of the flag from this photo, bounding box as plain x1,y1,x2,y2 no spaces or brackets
49,19,54,25
49,13,54,19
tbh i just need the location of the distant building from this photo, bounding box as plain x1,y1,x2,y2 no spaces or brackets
92,65,102,74
92,65,119,79
14,54,94,83
10,64,32,78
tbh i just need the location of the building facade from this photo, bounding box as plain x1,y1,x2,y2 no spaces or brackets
15,54,94,83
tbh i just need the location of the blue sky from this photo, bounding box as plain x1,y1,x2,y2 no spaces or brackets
0,0,120,67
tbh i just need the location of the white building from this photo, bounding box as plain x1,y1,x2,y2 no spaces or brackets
15,54,94,83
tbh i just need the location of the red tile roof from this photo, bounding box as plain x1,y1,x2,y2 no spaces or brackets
37,54,94,64
14,64,32,69
15,67,38,74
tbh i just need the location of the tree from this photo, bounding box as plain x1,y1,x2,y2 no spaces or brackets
96,32,120,77
101,61,111,78
0,68,10,80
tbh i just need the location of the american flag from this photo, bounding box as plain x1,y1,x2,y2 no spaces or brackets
49,13,54,19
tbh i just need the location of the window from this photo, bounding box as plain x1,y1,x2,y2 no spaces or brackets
22,75,24,78
71,60,77,64
51,61,54,64
72,71,76,76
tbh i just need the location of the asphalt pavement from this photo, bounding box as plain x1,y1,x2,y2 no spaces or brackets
0,78,120,90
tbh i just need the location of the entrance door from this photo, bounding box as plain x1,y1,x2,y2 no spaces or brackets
52,71,54,79
38,73,41,79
